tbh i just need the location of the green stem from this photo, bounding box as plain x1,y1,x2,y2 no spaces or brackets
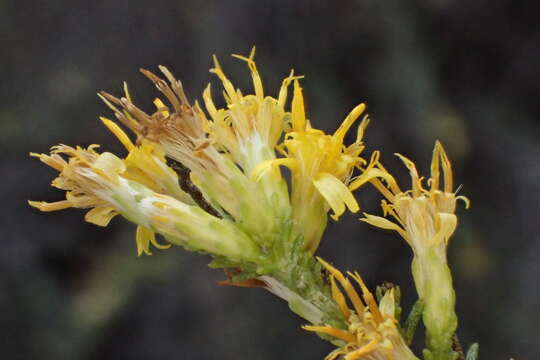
412,247,458,360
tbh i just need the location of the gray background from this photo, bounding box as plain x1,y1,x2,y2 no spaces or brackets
3,1,539,359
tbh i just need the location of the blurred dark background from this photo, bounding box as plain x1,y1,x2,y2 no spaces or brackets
3,1,539,359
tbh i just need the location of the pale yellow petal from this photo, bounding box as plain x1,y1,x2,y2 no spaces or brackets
277,70,303,108
85,206,118,226
360,213,409,242
313,173,359,220
231,47,264,99
395,153,422,197
28,200,72,212
430,141,441,191
343,339,379,360
431,212,457,246
250,158,298,182
356,116,370,143
203,84,218,119
433,140,453,193
136,225,154,256
93,152,126,176
210,55,238,103
349,168,397,192
30,152,66,172
378,288,396,318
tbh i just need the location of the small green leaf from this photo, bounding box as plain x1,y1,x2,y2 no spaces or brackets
403,299,424,345
465,343,479,360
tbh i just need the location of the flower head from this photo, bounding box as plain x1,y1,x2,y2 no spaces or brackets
304,258,416,360
28,144,129,226
252,80,392,252
203,47,299,173
361,141,469,257
360,142,469,358
28,142,260,261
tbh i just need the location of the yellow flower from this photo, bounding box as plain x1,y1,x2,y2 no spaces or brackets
360,141,470,256
304,258,417,360
203,47,298,173
360,142,469,358
202,48,299,226
28,144,125,226
28,144,260,261
98,55,296,245
252,80,393,252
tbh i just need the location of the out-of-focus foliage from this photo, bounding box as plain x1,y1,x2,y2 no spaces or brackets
3,1,539,359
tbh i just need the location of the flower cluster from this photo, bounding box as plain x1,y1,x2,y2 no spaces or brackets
29,49,474,360
31,48,383,259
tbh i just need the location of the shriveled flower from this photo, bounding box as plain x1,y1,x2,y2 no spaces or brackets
304,258,417,360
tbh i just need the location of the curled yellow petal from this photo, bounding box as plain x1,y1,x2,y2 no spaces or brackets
333,103,365,143
343,339,379,360
349,168,397,192
313,173,359,220
360,213,409,243
395,153,422,197
150,234,172,250
231,47,263,99
456,195,470,209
